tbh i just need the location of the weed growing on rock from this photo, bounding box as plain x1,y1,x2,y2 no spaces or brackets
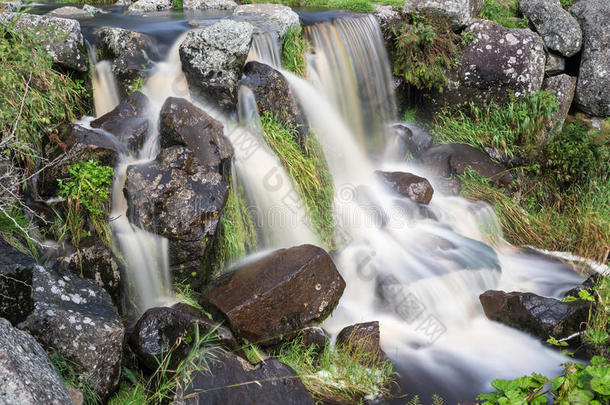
392,20,460,92
480,0,529,29
49,348,101,405
282,25,310,78
278,335,395,403
260,112,335,249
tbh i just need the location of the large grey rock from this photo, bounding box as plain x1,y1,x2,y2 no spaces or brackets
47,6,94,19
175,351,315,405
184,0,236,11
203,244,345,345
233,3,299,38
543,74,577,133
128,0,172,12
373,4,403,47
125,146,230,283
241,61,308,145
0,12,88,72
520,0,582,57
179,19,253,110
0,317,74,405
432,20,546,109
569,0,610,116
403,0,485,31
0,241,124,399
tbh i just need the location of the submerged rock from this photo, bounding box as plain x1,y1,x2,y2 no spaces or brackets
543,74,577,134
569,0,610,116
47,6,94,19
403,0,484,31
479,290,591,340
203,244,345,344
336,321,387,365
0,241,123,399
391,123,433,159
175,351,315,404
419,143,514,185
432,20,545,110
376,171,434,205
233,3,299,38
129,306,237,371
241,61,308,145
184,0,236,10
520,0,582,57
179,19,253,110
91,91,151,125
0,317,74,405
0,12,88,72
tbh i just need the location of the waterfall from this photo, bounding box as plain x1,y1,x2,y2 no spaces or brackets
247,31,282,68
304,15,396,150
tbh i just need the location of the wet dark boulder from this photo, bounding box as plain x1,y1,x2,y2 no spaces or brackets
403,0,484,31
391,123,433,159
479,290,591,340
569,0,610,116
419,144,513,185
203,244,346,345
542,74,577,134
0,239,36,325
336,321,387,365
129,306,238,371
431,20,545,110
241,61,308,145
0,12,88,72
159,97,233,173
0,317,74,405
175,351,314,405
376,171,434,205
179,20,253,110
520,0,582,57
38,123,126,198
90,91,151,127
124,145,230,283
96,117,150,152
299,326,330,353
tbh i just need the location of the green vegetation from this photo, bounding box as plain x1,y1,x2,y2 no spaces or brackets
260,112,335,249
57,159,114,248
247,0,376,13
560,0,575,10
403,107,418,123
480,0,529,29
406,394,445,405
243,343,267,365
433,91,559,159
282,25,310,78
278,335,395,403
173,0,184,11
108,369,147,405
0,206,39,257
50,349,101,405
478,277,610,404
392,20,461,92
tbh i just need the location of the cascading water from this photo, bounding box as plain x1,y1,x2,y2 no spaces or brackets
247,31,282,68
92,61,120,117
304,15,396,149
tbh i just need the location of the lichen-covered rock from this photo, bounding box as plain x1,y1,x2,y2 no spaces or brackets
128,0,172,12
432,20,546,110
47,6,94,19
233,3,299,38
184,0,236,11
403,0,485,31
569,0,610,116
0,12,88,71
175,351,315,404
82,4,106,15
545,52,565,76
179,19,253,110
0,241,124,400
0,317,74,405
520,0,582,57
129,306,238,371
373,4,403,48
241,61,308,145
376,171,435,204
203,244,345,345
124,146,230,282
419,143,514,185
543,74,577,133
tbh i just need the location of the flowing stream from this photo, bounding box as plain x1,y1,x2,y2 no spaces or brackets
82,8,602,402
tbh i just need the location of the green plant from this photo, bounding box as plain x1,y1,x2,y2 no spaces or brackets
57,159,114,247
392,20,460,92
480,0,529,29
560,0,574,10
403,107,418,122
260,112,335,249
173,0,184,10
108,369,147,405
278,336,395,403
326,0,375,13
174,282,205,312
49,349,101,405
406,395,445,405
243,344,267,365
0,206,39,257
282,25,310,77
477,373,549,405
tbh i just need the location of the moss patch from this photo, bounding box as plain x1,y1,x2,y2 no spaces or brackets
282,25,310,78
480,0,529,29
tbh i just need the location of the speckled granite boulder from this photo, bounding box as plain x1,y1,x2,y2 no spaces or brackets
0,12,88,71
128,0,172,12
184,0,236,11
0,318,74,405
543,74,577,133
233,3,299,38
179,19,253,109
403,0,485,31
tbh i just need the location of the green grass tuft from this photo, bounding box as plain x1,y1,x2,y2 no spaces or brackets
282,25,310,78
480,0,529,29
260,112,335,249
49,348,101,405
